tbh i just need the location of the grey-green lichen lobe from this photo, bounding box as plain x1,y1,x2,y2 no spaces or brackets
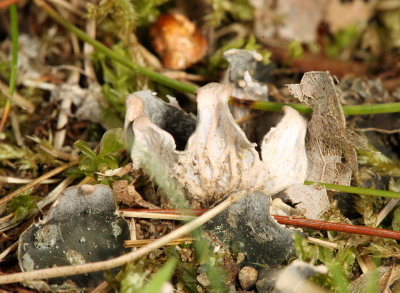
18,184,130,290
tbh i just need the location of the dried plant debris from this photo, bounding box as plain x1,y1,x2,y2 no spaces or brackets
223,49,269,101
349,265,400,293
51,82,107,126
272,260,328,293
223,49,275,142
284,183,329,220
287,71,366,185
125,82,308,208
18,184,130,291
204,189,298,266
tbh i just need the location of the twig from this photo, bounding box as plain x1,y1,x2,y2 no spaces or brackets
36,144,78,161
376,199,400,227
124,237,194,248
90,281,108,293
0,176,59,184
0,177,73,232
47,0,84,17
121,211,195,221
0,191,239,284
121,209,400,241
0,241,18,262
0,81,34,113
0,160,78,210
306,237,339,250
0,4,18,133
10,110,23,146
273,215,400,240
355,127,400,134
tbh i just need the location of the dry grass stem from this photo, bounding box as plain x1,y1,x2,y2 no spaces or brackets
306,237,339,249
356,127,400,134
0,241,18,262
0,176,59,184
376,198,400,227
124,237,194,248
0,177,73,232
120,211,196,221
0,81,34,113
0,162,77,214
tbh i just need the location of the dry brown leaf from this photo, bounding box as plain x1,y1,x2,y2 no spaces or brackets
287,71,366,185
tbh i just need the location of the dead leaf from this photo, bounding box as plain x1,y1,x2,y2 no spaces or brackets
287,71,366,185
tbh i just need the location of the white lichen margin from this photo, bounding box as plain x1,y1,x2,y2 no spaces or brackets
125,83,308,208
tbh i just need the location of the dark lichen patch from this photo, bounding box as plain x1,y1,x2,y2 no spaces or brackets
18,184,130,290
204,189,297,266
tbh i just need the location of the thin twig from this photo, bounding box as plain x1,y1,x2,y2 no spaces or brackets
124,237,194,248
0,160,78,209
10,110,23,146
122,209,400,240
356,127,400,134
0,81,34,113
0,177,73,232
306,237,339,250
0,241,18,262
0,4,18,133
0,175,59,184
0,191,240,284
376,199,400,227
36,145,78,161
121,211,195,221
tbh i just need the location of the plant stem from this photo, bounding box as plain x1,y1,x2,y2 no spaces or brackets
0,4,18,133
34,0,197,95
231,97,400,115
122,208,400,240
305,181,400,199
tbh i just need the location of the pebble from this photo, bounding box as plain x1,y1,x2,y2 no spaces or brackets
238,266,258,290
196,272,210,287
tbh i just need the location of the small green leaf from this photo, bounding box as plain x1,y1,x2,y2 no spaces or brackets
139,258,177,293
74,140,97,159
99,128,125,156
288,41,304,60
7,190,40,223
329,262,350,293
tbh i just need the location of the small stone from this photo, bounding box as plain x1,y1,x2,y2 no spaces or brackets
239,266,258,290
177,247,193,262
236,252,245,264
196,272,210,287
